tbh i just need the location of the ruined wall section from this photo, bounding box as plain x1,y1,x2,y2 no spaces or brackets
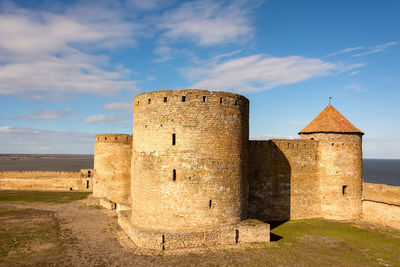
362,182,400,229
0,171,92,191
300,133,363,220
131,89,249,232
94,134,132,205
248,139,320,222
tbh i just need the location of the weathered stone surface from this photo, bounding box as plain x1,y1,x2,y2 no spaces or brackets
131,90,249,231
362,201,400,229
118,210,269,250
300,133,363,220
94,134,132,205
248,139,320,221
363,182,400,206
0,171,92,191
100,198,117,210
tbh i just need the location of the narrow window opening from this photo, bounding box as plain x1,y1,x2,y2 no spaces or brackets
164,97,167,102
332,143,335,146
161,235,165,251
235,229,239,243
86,179,89,189
209,200,212,208
126,137,129,141
203,96,206,102
342,185,347,195
311,138,315,140
172,133,176,145
137,100,140,105
69,187,73,191
105,137,107,140
173,169,176,181
315,155,318,160
219,97,223,104
234,99,238,106
115,137,118,140
88,170,91,177
182,96,186,102
148,98,151,104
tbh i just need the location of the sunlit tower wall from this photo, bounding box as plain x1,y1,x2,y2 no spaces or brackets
299,105,364,220
94,134,132,205
131,89,249,232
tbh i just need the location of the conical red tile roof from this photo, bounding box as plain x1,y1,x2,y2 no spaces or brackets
299,105,364,135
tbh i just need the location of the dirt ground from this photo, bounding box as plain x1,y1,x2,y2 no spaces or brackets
1,193,399,267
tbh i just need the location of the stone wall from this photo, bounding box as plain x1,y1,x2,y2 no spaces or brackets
248,139,320,222
300,133,363,220
362,182,400,229
94,134,132,205
0,171,92,191
131,89,249,232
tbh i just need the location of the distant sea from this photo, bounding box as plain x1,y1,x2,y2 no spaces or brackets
0,156,398,186
363,159,400,186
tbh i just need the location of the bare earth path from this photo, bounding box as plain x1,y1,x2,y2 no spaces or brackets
1,194,400,266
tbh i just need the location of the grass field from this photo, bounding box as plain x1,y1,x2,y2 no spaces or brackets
0,190,399,266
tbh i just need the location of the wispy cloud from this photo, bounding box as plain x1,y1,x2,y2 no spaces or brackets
327,42,398,58
0,3,139,99
349,70,359,76
327,46,364,57
0,126,94,153
353,41,398,57
82,113,130,124
184,53,362,92
345,84,362,92
19,109,74,120
158,0,255,46
103,102,132,111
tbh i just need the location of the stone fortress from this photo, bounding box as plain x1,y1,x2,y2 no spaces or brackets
1,89,400,251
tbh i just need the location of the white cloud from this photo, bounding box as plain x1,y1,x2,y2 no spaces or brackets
158,0,254,46
82,113,131,124
327,46,364,57
103,102,132,110
345,84,362,92
349,71,359,76
146,75,157,81
128,0,175,10
185,53,361,92
0,3,139,99
0,126,94,153
353,41,398,57
19,109,74,120
327,42,398,58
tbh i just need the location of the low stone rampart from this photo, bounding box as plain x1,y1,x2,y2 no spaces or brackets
362,182,400,229
248,139,320,222
0,171,93,192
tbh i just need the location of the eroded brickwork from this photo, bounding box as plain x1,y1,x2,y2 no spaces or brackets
0,171,92,191
300,133,363,220
94,134,132,205
248,139,320,221
131,89,249,231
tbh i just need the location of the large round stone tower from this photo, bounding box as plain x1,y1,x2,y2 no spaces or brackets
94,134,132,205
299,105,364,220
131,89,249,231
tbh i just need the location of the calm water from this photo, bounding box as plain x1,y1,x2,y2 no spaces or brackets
363,159,400,186
0,157,93,172
0,157,398,186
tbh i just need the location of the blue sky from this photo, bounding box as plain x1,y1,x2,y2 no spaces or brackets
0,0,399,158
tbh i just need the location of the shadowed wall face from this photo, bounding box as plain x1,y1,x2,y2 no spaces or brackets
94,134,132,205
131,90,249,232
248,139,320,222
300,133,363,220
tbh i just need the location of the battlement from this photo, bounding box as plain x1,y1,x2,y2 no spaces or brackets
95,134,132,144
133,89,249,109
250,139,319,148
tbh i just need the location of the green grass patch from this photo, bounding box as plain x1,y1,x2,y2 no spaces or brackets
0,190,90,204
